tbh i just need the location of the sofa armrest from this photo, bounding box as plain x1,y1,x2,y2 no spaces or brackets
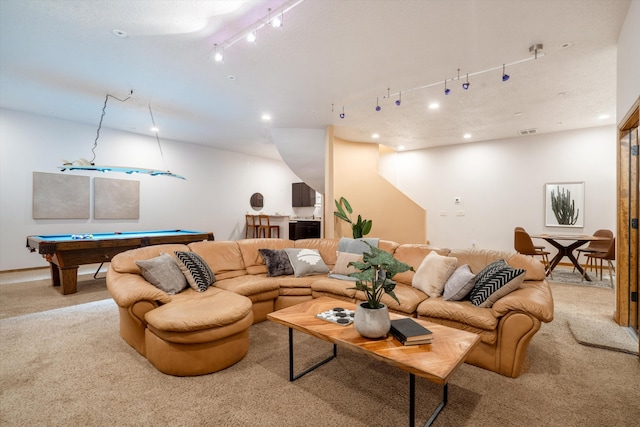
107,267,172,308
490,280,554,323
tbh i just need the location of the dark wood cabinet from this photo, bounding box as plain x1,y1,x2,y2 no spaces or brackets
289,220,321,240
292,182,316,207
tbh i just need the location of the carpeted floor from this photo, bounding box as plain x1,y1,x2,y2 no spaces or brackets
0,273,639,426
0,273,111,319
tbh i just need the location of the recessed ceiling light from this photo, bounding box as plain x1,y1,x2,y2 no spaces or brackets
227,75,236,81
560,42,574,49
428,102,439,110
112,29,128,38
598,114,610,120
397,145,405,151
371,133,379,139
261,114,271,121
150,126,159,132
463,133,472,139
514,112,523,116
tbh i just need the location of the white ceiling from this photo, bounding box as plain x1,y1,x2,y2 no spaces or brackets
0,0,631,161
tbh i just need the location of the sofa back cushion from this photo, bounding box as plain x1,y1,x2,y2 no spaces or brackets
237,238,294,275
111,244,190,274
448,248,545,281
188,241,247,281
391,244,451,285
379,239,401,254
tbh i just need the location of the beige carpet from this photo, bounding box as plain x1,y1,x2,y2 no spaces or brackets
0,278,639,426
0,274,111,319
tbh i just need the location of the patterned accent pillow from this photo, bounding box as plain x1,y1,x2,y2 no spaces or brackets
174,251,216,292
284,248,330,277
259,249,294,277
411,251,458,298
442,264,476,301
135,253,188,295
469,259,525,308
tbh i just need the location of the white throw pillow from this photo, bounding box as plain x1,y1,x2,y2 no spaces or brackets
412,251,458,298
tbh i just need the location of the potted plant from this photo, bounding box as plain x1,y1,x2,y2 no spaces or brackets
347,242,414,338
334,197,372,238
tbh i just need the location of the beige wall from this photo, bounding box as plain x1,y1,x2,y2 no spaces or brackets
324,127,427,244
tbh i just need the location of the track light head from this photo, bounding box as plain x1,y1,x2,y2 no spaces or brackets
502,64,509,81
444,79,450,95
462,74,470,90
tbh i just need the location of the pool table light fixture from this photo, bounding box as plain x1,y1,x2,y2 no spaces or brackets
59,93,185,180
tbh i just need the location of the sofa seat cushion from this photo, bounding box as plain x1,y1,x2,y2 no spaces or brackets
145,288,252,340
274,276,315,296
356,283,427,315
310,278,358,300
419,316,497,345
416,297,499,331
214,275,280,302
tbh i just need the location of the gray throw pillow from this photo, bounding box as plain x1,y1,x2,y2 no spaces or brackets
135,253,188,295
442,264,476,301
259,248,294,277
284,248,330,277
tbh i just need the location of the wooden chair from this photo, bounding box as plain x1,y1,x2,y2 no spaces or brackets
575,229,614,267
582,237,616,287
515,227,545,250
514,228,552,277
258,214,279,238
245,215,259,238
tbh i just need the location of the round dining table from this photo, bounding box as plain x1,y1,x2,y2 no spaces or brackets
530,233,611,281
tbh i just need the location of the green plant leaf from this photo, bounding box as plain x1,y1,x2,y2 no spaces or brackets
361,220,372,236
341,197,353,214
334,199,351,223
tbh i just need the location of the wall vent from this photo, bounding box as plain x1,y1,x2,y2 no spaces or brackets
518,128,537,136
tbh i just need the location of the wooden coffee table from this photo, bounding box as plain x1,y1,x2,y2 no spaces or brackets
267,297,480,427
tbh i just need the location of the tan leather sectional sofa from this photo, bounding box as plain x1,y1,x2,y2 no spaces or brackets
106,238,554,378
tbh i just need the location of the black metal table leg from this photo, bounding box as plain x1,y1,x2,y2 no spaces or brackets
93,262,105,279
410,373,448,427
288,327,337,381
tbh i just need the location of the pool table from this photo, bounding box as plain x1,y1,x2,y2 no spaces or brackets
26,230,214,295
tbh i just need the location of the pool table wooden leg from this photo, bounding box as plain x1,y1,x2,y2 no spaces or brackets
49,263,78,295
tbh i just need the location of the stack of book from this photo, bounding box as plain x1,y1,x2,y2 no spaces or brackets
390,318,433,345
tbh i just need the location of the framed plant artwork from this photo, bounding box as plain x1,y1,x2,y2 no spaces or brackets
545,182,584,227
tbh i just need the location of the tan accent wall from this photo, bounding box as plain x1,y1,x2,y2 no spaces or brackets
324,127,426,244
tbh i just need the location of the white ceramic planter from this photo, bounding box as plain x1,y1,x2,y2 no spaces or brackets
353,302,391,339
